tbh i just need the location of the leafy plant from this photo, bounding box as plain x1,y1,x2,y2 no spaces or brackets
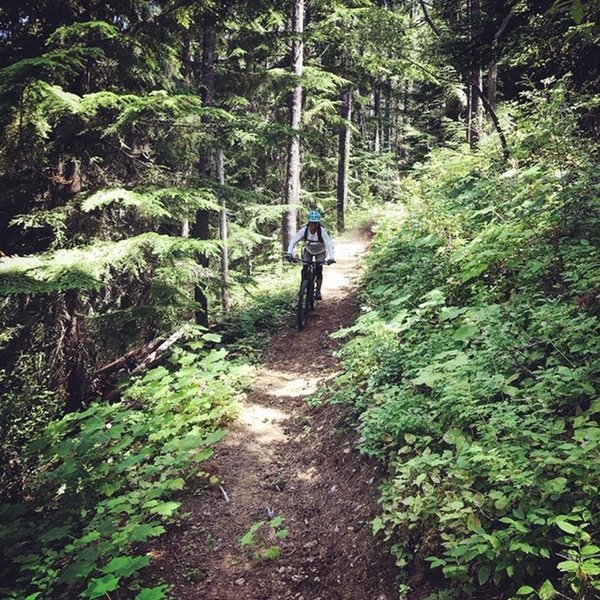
331,80,600,599
0,330,250,599
239,516,289,562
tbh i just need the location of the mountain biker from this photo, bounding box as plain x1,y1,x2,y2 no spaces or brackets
285,210,336,300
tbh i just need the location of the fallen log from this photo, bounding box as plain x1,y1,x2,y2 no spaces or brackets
90,326,187,402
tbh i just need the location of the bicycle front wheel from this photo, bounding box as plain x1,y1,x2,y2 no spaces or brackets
296,279,310,330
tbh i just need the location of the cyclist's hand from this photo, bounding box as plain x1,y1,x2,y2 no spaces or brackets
285,253,293,262
326,258,336,265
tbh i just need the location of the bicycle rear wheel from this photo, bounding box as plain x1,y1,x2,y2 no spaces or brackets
296,280,310,330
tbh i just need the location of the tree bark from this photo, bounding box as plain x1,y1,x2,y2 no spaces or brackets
487,58,498,111
337,89,352,232
216,148,230,313
470,81,509,159
62,290,87,412
192,14,217,326
466,0,482,148
373,83,381,152
468,69,483,146
282,0,304,250
384,79,392,150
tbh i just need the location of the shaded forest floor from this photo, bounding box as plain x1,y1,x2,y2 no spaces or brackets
146,231,399,599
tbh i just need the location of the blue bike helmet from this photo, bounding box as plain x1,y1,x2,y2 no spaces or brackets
307,210,321,222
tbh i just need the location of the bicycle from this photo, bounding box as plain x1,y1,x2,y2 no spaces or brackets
288,256,332,330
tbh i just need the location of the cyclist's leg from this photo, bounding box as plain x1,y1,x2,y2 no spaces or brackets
314,251,325,299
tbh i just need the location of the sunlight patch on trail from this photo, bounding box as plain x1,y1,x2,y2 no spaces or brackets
322,236,367,299
296,465,321,482
237,402,290,445
259,368,321,398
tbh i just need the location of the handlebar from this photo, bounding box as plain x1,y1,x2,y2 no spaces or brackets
286,256,335,265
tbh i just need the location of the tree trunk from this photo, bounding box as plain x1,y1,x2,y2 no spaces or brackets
466,0,482,148
468,69,483,146
62,290,87,412
470,81,509,159
337,89,352,232
282,0,304,250
191,14,217,326
373,83,381,152
384,79,392,150
199,17,216,178
216,148,230,313
487,58,498,112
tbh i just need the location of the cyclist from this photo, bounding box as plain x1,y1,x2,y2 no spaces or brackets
285,210,336,300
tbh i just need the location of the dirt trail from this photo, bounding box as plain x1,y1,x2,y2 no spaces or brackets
149,231,398,599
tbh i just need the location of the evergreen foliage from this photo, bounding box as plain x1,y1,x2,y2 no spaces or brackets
1,1,599,598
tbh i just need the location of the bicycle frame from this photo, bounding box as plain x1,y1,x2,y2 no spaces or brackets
291,257,327,330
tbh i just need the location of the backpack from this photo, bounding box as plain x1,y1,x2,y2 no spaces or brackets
303,223,323,243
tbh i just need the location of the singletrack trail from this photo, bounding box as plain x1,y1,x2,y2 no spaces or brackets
148,231,398,599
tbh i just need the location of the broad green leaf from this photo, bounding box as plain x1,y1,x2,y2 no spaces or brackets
372,516,385,534
494,495,510,511
192,447,214,462
176,434,203,451
103,555,150,577
84,574,119,599
270,515,284,528
516,586,535,595
129,524,165,542
555,517,578,534
165,477,185,490
240,521,264,546
141,366,170,383
203,332,222,343
149,501,180,517
135,586,167,600
452,323,477,341
80,531,101,544
477,563,492,585
539,579,557,600
260,546,280,560
203,428,228,446
557,560,579,572
60,559,96,584
411,369,439,387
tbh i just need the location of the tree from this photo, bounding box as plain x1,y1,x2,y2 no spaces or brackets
337,86,352,232
282,0,305,250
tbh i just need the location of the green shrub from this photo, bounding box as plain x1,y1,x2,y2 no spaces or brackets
333,81,600,599
0,329,250,599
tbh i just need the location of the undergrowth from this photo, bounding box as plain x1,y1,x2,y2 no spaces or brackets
220,263,303,361
0,328,251,600
331,81,600,599
0,257,305,599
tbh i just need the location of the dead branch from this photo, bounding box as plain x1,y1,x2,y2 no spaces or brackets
90,326,187,402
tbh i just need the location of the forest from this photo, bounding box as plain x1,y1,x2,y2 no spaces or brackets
0,0,599,599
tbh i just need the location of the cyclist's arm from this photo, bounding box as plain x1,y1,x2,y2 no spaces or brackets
287,226,307,256
321,227,335,261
